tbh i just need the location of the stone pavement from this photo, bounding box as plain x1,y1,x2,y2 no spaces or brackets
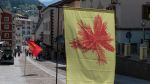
26,57,66,83
19,52,150,84
32,57,150,84
19,53,65,84
0,57,25,84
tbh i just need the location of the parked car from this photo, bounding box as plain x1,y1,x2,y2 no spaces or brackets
0,48,14,65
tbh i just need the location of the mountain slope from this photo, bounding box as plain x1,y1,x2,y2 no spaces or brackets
0,0,45,16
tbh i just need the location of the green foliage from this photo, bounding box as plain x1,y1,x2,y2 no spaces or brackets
0,0,45,16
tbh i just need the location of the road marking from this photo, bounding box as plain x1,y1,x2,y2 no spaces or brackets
27,57,66,83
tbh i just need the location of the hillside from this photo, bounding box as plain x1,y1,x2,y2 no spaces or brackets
0,0,45,16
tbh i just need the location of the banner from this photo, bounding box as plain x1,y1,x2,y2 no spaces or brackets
64,7,116,84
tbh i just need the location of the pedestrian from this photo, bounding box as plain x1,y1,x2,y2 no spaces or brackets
17,47,21,57
25,49,29,56
13,47,19,57
18,52,20,57
25,46,30,56
28,50,32,57
13,48,17,57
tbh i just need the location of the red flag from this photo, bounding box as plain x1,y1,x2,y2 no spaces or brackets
27,40,43,57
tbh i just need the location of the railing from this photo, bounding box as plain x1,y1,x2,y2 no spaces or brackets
116,56,150,80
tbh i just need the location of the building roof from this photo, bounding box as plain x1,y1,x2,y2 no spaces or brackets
50,0,79,7
0,9,12,14
42,0,79,12
15,14,23,17
15,17,32,21
15,14,28,19
14,14,32,21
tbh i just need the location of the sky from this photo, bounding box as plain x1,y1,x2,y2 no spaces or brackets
39,0,61,6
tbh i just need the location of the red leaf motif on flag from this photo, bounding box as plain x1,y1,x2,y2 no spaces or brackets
70,15,115,64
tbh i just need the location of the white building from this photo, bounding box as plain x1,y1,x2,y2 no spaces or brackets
29,16,38,40
13,14,33,49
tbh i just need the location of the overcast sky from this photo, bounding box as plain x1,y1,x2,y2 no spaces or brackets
39,0,61,6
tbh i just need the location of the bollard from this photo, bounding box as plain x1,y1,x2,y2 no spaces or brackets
124,44,131,57
140,46,147,61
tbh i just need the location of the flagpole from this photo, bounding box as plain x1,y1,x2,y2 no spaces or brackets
24,50,27,76
56,7,60,84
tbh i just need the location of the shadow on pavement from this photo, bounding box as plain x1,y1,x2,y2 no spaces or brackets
58,66,66,71
24,74,38,77
0,62,13,65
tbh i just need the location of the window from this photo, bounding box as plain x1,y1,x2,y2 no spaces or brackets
27,31,30,34
16,40,21,43
4,25,9,29
22,21,25,24
27,21,30,25
16,34,21,36
25,38,28,41
111,0,117,4
4,17,9,22
4,33,10,38
142,4,150,20
27,27,30,29
22,27,25,29
18,34,21,36
22,31,25,35
17,28,20,30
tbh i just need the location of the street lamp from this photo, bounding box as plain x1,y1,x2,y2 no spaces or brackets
37,5,42,18
40,32,43,42
141,20,146,43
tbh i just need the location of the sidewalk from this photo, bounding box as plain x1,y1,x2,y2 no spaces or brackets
19,54,65,84
0,57,25,84
27,57,66,83
21,51,150,84
34,57,150,84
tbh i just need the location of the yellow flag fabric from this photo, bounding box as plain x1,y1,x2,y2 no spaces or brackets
64,7,116,84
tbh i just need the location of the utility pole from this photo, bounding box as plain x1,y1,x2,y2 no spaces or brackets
141,20,146,43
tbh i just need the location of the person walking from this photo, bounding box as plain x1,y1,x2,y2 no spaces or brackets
13,48,17,57
25,48,29,56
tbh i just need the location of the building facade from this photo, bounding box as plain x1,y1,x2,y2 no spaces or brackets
13,14,33,49
81,0,150,80
0,11,13,48
34,0,80,60
33,0,150,79
80,0,150,55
